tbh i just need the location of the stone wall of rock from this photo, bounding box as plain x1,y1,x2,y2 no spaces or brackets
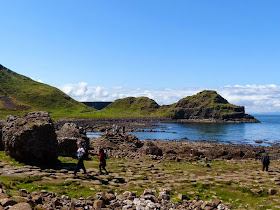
2,111,58,164
56,123,89,157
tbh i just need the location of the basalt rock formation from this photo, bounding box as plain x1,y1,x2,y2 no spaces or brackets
2,111,58,165
56,122,89,157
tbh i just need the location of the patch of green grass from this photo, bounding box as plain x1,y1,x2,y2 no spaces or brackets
0,175,98,198
0,151,25,166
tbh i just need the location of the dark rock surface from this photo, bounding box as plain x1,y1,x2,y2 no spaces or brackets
56,122,89,157
139,141,163,156
89,133,144,158
2,111,58,165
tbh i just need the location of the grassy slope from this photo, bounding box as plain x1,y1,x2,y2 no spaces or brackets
0,65,95,119
0,64,246,120
171,90,240,115
44,91,244,119
87,90,243,119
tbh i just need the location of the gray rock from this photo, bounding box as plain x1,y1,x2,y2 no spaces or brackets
268,188,277,195
94,200,105,208
9,203,32,210
57,123,89,157
0,198,17,207
139,141,163,156
2,112,58,164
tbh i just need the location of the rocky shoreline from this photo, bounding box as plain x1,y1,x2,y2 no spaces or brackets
0,113,279,209
57,118,279,160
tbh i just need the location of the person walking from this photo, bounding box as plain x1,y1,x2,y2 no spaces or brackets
74,141,87,176
99,148,108,175
261,152,270,171
112,124,116,134
122,125,126,134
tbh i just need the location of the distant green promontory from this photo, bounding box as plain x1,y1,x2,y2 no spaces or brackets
0,64,258,122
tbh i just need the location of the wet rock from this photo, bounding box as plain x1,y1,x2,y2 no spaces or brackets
2,111,58,164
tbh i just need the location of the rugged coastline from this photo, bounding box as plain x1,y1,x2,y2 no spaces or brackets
0,112,279,209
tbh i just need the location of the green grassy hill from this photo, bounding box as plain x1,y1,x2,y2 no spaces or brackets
100,97,160,117
0,64,257,122
168,90,246,119
0,64,95,119
97,90,258,122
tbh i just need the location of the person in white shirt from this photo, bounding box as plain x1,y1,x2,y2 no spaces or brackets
74,141,87,176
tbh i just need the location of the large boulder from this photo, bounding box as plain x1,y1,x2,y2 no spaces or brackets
2,111,58,164
139,141,163,156
56,123,89,157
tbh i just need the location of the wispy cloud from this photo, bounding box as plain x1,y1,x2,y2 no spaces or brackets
59,83,280,113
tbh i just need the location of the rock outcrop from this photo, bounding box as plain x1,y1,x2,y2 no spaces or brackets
89,134,144,158
139,141,163,156
169,90,259,122
2,111,58,164
56,123,89,157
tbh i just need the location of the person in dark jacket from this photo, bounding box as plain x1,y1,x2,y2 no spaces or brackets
261,152,270,171
74,141,87,176
99,148,108,175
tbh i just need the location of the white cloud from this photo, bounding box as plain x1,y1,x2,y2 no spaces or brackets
59,83,280,113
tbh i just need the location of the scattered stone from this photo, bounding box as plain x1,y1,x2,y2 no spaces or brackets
9,203,32,210
268,188,277,195
0,198,17,207
94,200,105,208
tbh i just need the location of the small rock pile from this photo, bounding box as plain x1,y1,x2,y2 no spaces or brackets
0,185,231,210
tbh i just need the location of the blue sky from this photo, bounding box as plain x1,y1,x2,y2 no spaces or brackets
1,1,280,112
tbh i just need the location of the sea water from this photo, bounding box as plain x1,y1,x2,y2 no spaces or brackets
87,115,280,146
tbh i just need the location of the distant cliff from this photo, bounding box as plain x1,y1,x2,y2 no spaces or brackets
165,90,258,122
103,90,259,122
